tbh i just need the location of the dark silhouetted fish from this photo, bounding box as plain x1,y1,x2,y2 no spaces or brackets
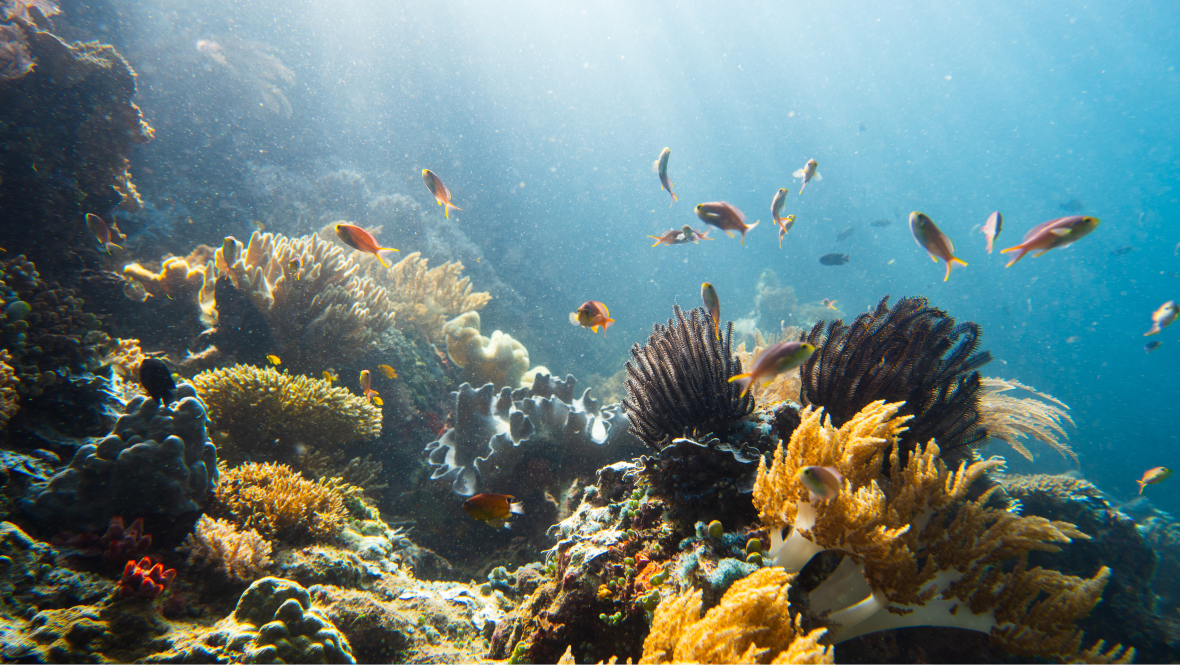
139,358,175,404
819,253,849,266
836,227,856,241
871,219,891,227
858,122,867,133
1145,341,1162,354
1060,199,1085,213
1110,246,1134,256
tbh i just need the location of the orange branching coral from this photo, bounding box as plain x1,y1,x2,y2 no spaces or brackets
0,350,19,430
179,515,273,583
639,568,832,664
752,401,1127,662
213,461,348,543
360,251,492,341
979,377,1077,464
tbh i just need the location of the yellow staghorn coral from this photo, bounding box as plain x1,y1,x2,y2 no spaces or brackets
752,400,1126,662
179,515,273,583
735,342,802,406
443,310,530,389
639,568,832,664
192,364,381,463
979,377,1077,464
213,461,348,543
0,350,19,430
359,251,492,341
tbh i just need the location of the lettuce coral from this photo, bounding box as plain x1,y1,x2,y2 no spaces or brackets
443,311,529,389
751,400,1131,662
192,364,381,463
213,461,349,544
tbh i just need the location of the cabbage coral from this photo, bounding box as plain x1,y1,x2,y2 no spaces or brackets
192,364,381,463
213,461,348,543
752,400,1131,662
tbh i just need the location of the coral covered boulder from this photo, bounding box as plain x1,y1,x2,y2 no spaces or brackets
206,577,355,663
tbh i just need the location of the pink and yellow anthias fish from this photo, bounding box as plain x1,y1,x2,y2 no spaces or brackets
1137,467,1172,495
359,369,383,406
792,159,821,193
334,223,399,268
85,213,123,255
701,282,720,338
1000,216,1100,267
909,212,968,282
728,341,815,397
422,169,462,219
1145,301,1179,337
981,211,1002,254
649,225,711,247
797,466,843,503
695,202,759,245
569,300,615,333
653,147,677,206
771,188,795,248
822,298,838,311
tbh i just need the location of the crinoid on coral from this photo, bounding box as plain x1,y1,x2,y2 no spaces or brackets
212,461,349,544
354,250,491,341
980,377,1077,464
425,373,639,497
179,515,273,584
443,310,530,389
192,364,381,465
751,400,1131,663
622,305,753,450
22,382,219,531
799,295,991,467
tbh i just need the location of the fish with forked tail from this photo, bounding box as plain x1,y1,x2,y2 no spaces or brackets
909,212,967,281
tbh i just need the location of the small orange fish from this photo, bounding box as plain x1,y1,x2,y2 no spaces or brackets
695,202,759,244
286,257,302,280
463,493,524,529
86,213,122,255
981,211,1002,254
729,341,815,397
322,370,337,382
569,301,615,333
377,364,397,379
771,189,794,248
909,212,967,282
701,283,720,338
266,355,281,366
1138,467,1172,495
359,369,382,406
792,159,821,193
334,223,399,268
422,169,462,219
1000,216,1100,267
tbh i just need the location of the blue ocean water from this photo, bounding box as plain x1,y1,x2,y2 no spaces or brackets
108,0,1180,510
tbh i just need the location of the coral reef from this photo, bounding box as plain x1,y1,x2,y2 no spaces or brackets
752,400,1128,661
118,557,176,599
424,374,638,497
639,567,832,664
980,377,1077,464
359,250,492,341
0,23,33,81
799,295,991,467
0,20,153,275
443,310,530,389
99,337,146,385
622,305,753,450
212,461,349,544
0,350,19,430
180,514,274,584
22,382,219,531
192,364,381,464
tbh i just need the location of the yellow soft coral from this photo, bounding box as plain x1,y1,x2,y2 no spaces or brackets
979,377,1077,464
213,461,348,543
752,400,1128,662
192,364,381,463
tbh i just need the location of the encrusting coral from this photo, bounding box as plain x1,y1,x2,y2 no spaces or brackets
192,364,381,463
179,515,274,584
443,310,530,389
623,305,752,450
212,461,349,544
799,295,991,467
359,250,492,341
752,400,1131,662
639,567,832,664
979,377,1077,464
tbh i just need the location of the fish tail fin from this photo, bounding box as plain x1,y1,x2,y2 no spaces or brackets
727,373,753,396
448,202,463,214
604,318,615,329
985,239,995,254
648,236,662,247
670,189,677,206
375,253,391,269
1000,245,1028,268
1138,480,1146,495
1146,326,1160,337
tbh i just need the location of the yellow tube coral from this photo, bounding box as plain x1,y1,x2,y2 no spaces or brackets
213,461,348,543
192,364,381,463
752,400,1130,662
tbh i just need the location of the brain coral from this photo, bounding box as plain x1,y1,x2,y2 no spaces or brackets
192,364,381,464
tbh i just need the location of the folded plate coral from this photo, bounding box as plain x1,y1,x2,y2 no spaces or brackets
443,311,530,389
622,305,753,450
212,461,349,544
22,381,219,531
192,364,381,464
425,374,637,496
799,295,991,466
752,400,1130,662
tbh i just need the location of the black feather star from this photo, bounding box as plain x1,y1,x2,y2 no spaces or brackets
622,305,754,450
799,295,991,467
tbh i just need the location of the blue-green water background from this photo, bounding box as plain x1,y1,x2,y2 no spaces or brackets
85,1,1180,509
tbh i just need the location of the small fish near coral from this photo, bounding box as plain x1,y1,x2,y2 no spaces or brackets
266,354,281,366
569,300,614,333
359,369,382,406
909,211,967,282
422,168,462,219
322,369,337,382
285,257,302,279
771,188,794,247
1144,300,1178,336
462,493,524,529
701,282,721,338
792,158,821,193
648,225,710,247
1000,215,1100,267
694,201,758,244
982,211,1002,254
1137,466,1172,495
85,213,122,255
334,222,400,268
870,218,892,227
728,341,815,397
653,146,677,206
138,358,175,404
798,465,842,502
819,253,849,266
376,364,397,379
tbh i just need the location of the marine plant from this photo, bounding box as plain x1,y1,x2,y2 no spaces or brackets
752,400,1131,662
212,461,349,543
179,515,273,584
622,305,753,450
191,364,381,464
979,377,1077,464
798,295,990,466
443,310,530,389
